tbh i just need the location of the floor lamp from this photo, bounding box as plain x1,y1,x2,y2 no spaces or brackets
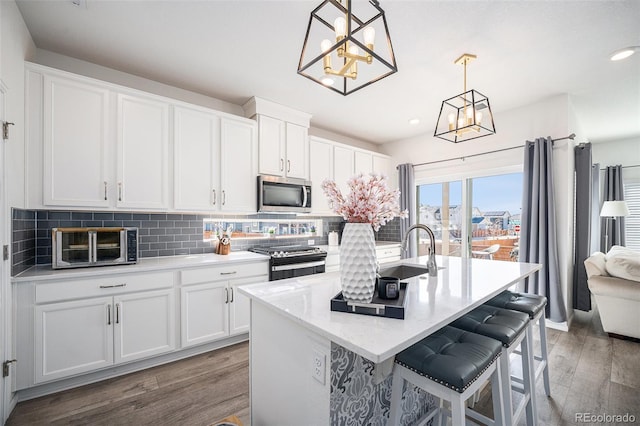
600,200,630,251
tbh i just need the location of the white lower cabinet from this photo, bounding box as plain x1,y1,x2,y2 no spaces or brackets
35,297,114,383
15,260,268,391
180,262,268,348
34,288,175,384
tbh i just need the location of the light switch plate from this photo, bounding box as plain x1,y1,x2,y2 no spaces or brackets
308,239,315,245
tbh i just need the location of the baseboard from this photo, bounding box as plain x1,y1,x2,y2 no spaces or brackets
545,319,569,332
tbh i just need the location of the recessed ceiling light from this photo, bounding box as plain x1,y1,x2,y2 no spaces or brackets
610,46,639,61
408,118,420,125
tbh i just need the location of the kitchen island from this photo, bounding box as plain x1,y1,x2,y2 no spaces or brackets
237,255,541,425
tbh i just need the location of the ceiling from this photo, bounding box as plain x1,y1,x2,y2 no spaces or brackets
15,0,640,145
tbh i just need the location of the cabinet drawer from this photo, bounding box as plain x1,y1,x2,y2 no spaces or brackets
181,261,269,285
35,272,174,304
376,245,402,264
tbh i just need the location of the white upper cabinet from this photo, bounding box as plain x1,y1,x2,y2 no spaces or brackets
309,137,334,215
257,116,309,179
333,145,355,195
116,93,170,210
244,97,311,180
42,75,111,208
257,115,285,176
220,117,258,212
354,150,373,175
174,106,221,211
284,122,309,179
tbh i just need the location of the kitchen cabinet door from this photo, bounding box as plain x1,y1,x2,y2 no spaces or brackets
333,145,355,195
180,281,229,348
114,289,176,364
354,150,373,175
309,138,334,215
230,276,267,336
284,122,309,180
220,117,258,212
35,297,114,383
116,93,170,210
258,115,285,176
42,75,111,208
174,106,221,210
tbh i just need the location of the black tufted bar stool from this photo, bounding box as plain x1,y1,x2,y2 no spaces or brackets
450,305,537,426
389,325,506,426
485,290,551,397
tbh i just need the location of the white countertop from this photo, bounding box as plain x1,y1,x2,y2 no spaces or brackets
237,255,542,363
11,251,269,282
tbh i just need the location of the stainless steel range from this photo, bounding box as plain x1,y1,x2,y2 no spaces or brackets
250,245,327,281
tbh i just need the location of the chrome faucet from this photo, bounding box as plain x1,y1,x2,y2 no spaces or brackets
401,224,438,276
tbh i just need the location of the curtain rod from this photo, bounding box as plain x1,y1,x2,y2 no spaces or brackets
410,134,576,168
599,164,640,170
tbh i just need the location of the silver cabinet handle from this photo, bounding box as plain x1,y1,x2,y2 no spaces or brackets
118,182,123,202
99,283,127,289
287,159,291,173
220,271,237,275
225,288,229,304
222,190,226,205
230,287,234,303
107,304,112,325
280,158,284,171
104,181,108,201
212,189,216,205
116,303,120,324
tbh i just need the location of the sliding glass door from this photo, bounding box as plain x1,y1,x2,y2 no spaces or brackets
416,171,522,260
417,180,463,257
469,173,523,261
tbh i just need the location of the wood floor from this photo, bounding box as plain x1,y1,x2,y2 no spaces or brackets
6,343,250,426
7,306,640,425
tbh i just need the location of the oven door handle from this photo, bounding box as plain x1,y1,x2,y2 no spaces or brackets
272,260,325,272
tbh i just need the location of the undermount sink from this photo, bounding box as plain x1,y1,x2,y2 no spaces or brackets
379,264,431,280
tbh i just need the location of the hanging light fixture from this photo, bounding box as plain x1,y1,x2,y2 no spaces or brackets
434,53,496,143
297,0,397,96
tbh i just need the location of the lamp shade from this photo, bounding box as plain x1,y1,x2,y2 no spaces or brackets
600,200,630,217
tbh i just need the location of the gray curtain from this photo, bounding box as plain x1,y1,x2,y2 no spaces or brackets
520,137,566,322
590,163,601,254
601,165,625,252
398,164,415,258
573,143,592,311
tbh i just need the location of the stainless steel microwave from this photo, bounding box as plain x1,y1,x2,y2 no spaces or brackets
52,227,138,269
257,175,312,213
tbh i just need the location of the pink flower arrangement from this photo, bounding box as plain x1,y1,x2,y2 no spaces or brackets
322,173,408,231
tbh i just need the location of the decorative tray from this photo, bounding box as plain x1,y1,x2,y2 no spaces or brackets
330,282,408,319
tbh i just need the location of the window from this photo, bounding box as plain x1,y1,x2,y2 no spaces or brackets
416,172,523,260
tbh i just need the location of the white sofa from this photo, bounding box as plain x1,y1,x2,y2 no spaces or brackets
584,246,640,339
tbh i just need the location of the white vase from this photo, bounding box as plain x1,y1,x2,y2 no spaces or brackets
340,223,377,303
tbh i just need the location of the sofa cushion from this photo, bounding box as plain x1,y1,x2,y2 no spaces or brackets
605,246,640,283
584,252,608,278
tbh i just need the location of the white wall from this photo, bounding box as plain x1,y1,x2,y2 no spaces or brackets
592,137,640,181
1,0,36,209
382,94,579,328
309,126,379,153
